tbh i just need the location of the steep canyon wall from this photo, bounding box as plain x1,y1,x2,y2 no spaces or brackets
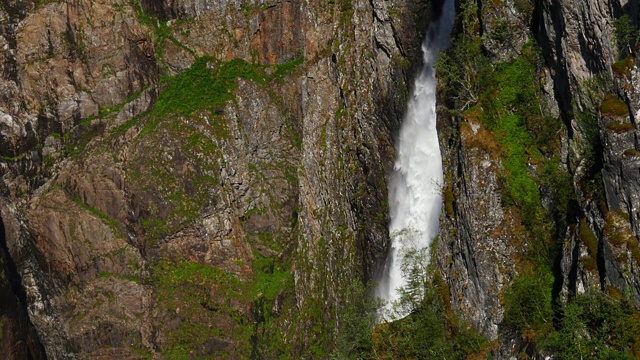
0,0,434,357
436,0,640,357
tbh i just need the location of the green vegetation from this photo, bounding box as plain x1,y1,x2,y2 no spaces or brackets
601,93,629,118
612,55,634,77
250,255,291,300
503,267,554,339
151,250,293,358
60,86,146,157
443,41,570,249
150,57,260,119
84,87,147,124
63,121,104,158
152,259,240,357
579,218,599,270
604,209,635,247
97,270,140,284
0,151,28,162
368,280,486,360
430,0,640,357
545,290,640,359
129,0,193,63
128,55,303,245
443,183,455,219
111,110,150,137
70,193,123,238
128,108,223,243
436,36,489,111
140,56,303,136
513,0,535,16
272,57,304,83
477,46,556,238
335,232,487,359
154,261,238,358
576,109,605,198
442,33,566,244
606,121,634,133
613,14,638,57
332,281,382,359
337,0,355,30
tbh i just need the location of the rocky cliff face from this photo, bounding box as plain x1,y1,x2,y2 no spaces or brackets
538,0,640,307
0,215,47,360
0,0,433,358
6,0,640,358
436,0,536,342
436,0,640,357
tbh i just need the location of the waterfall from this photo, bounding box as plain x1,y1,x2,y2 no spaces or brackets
376,0,455,320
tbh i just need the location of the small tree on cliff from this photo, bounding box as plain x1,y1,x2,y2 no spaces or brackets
614,14,638,57
390,228,431,318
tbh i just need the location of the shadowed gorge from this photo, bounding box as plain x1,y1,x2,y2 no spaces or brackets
0,214,47,360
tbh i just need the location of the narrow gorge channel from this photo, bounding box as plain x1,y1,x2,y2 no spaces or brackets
376,0,455,320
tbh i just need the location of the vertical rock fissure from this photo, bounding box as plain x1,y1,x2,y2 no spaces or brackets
375,0,455,320
0,218,27,306
0,215,48,359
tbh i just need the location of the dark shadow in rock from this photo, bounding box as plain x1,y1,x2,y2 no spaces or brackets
0,215,48,359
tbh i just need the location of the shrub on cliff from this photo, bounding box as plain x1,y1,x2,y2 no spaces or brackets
545,289,640,359
614,14,638,58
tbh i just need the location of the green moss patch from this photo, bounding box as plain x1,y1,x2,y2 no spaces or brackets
152,254,292,358
606,121,634,133
83,87,147,125
152,259,240,358
601,93,629,118
130,0,193,62
129,118,220,243
604,209,635,246
443,184,455,219
150,58,260,119
140,56,304,136
628,237,640,263
579,219,598,256
612,55,634,78
70,193,123,238
59,86,148,157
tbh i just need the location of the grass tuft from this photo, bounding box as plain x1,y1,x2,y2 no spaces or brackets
612,55,634,78
606,122,634,133
601,93,629,118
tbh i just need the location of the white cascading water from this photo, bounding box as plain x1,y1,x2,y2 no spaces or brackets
376,0,456,320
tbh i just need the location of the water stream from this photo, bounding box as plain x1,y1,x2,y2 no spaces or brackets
376,0,456,320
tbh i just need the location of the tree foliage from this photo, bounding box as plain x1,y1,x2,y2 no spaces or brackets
332,281,383,359
613,14,638,57
332,229,486,359
503,268,554,333
389,228,430,318
545,290,640,359
349,1,640,358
